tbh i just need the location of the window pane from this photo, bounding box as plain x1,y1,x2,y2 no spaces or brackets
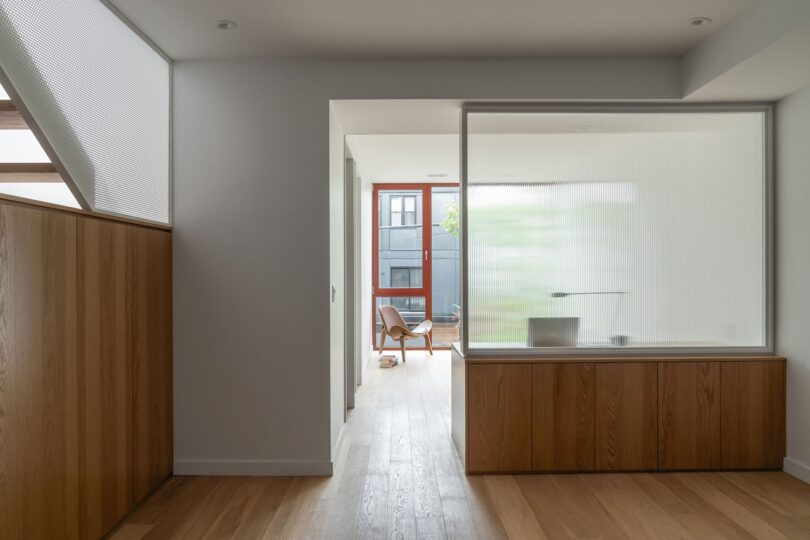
0,182,79,208
391,196,402,212
378,189,422,287
391,267,410,287
404,196,415,212
466,111,766,350
375,296,426,348
432,186,461,346
0,130,49,162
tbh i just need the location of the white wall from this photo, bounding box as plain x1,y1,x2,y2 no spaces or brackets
329,104,346,459
360,176,374,379
777,86,810,483
171,57,681,475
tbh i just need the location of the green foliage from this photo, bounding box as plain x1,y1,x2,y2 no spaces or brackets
440,202,460,237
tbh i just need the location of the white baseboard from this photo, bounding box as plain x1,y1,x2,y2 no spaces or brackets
784,457,810,484
361,346,374,383
332,422,347,462
174,459,333,476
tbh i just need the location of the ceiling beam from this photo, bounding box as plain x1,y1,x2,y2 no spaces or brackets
0,100,26,129
0,163,62,182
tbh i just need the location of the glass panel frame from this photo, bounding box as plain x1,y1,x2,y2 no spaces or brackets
460,103,774,357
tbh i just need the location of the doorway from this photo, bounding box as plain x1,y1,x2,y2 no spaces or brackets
372,183,460,351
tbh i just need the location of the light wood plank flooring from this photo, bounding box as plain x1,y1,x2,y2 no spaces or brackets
110,351,810,539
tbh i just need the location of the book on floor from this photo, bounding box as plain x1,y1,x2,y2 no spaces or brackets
379,354,399,368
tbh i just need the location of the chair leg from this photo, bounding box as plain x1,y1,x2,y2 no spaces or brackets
378,327,387,354
400,338,407,363
426,333,433,356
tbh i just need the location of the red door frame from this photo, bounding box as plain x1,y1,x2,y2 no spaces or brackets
372,183,459,351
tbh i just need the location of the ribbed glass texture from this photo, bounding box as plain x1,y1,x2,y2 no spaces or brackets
466,111,766,349
0,0,170,223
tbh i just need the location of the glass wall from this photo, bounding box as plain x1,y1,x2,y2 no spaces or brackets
464,108,768,352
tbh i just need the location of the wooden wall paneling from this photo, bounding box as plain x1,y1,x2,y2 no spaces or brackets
658,362,721,470
77,218,133,538
131,227,173,501
0,203,80,539
595,363,657,470
532,363,595,471
721,361,786,469
467,364,531,472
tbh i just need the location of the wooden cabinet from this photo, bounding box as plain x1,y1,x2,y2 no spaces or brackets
78,219,134,538
467,364,531,472
0,204,80,539
456,351,785,475
0,199,172,539
721,362,785,469
532,364,594,471
658,362,721,470
132,227,174,501
595,363,657,470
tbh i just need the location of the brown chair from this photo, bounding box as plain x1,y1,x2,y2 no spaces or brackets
378,304,433,362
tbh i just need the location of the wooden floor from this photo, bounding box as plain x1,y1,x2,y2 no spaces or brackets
110,351,810,540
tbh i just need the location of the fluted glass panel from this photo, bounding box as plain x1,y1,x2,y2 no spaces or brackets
466,111,766,350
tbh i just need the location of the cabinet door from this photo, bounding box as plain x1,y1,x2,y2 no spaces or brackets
659,362,720,469
721,361,785,469
0,205,79,539
467,364,531,472
132,227,173,500
532,363,594,471
78,218,133,538
595,363,657,470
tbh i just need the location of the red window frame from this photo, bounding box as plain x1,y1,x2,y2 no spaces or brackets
372,183,459,350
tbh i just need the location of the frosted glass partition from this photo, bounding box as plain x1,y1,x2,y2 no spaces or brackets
0,1,170,223
463,109,768,352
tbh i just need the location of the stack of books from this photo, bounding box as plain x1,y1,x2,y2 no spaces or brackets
378,354,399,368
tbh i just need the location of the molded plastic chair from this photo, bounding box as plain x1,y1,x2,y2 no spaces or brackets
378,304,433,362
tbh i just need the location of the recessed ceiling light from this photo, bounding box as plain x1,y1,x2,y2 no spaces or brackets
689,17,712,26
216,20,237,30
427,173,449,178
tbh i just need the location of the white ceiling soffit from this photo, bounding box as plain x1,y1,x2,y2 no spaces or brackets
110,0,754,60
688,23,810,101
346,134,459,184
682,0,810,100
333,100,461,135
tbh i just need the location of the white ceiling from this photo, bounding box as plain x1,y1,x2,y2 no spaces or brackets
342,103,761,184
110,0,757,60
346,134,459,184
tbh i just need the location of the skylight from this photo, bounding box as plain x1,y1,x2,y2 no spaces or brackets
0,1,170,222
0,81,80,208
